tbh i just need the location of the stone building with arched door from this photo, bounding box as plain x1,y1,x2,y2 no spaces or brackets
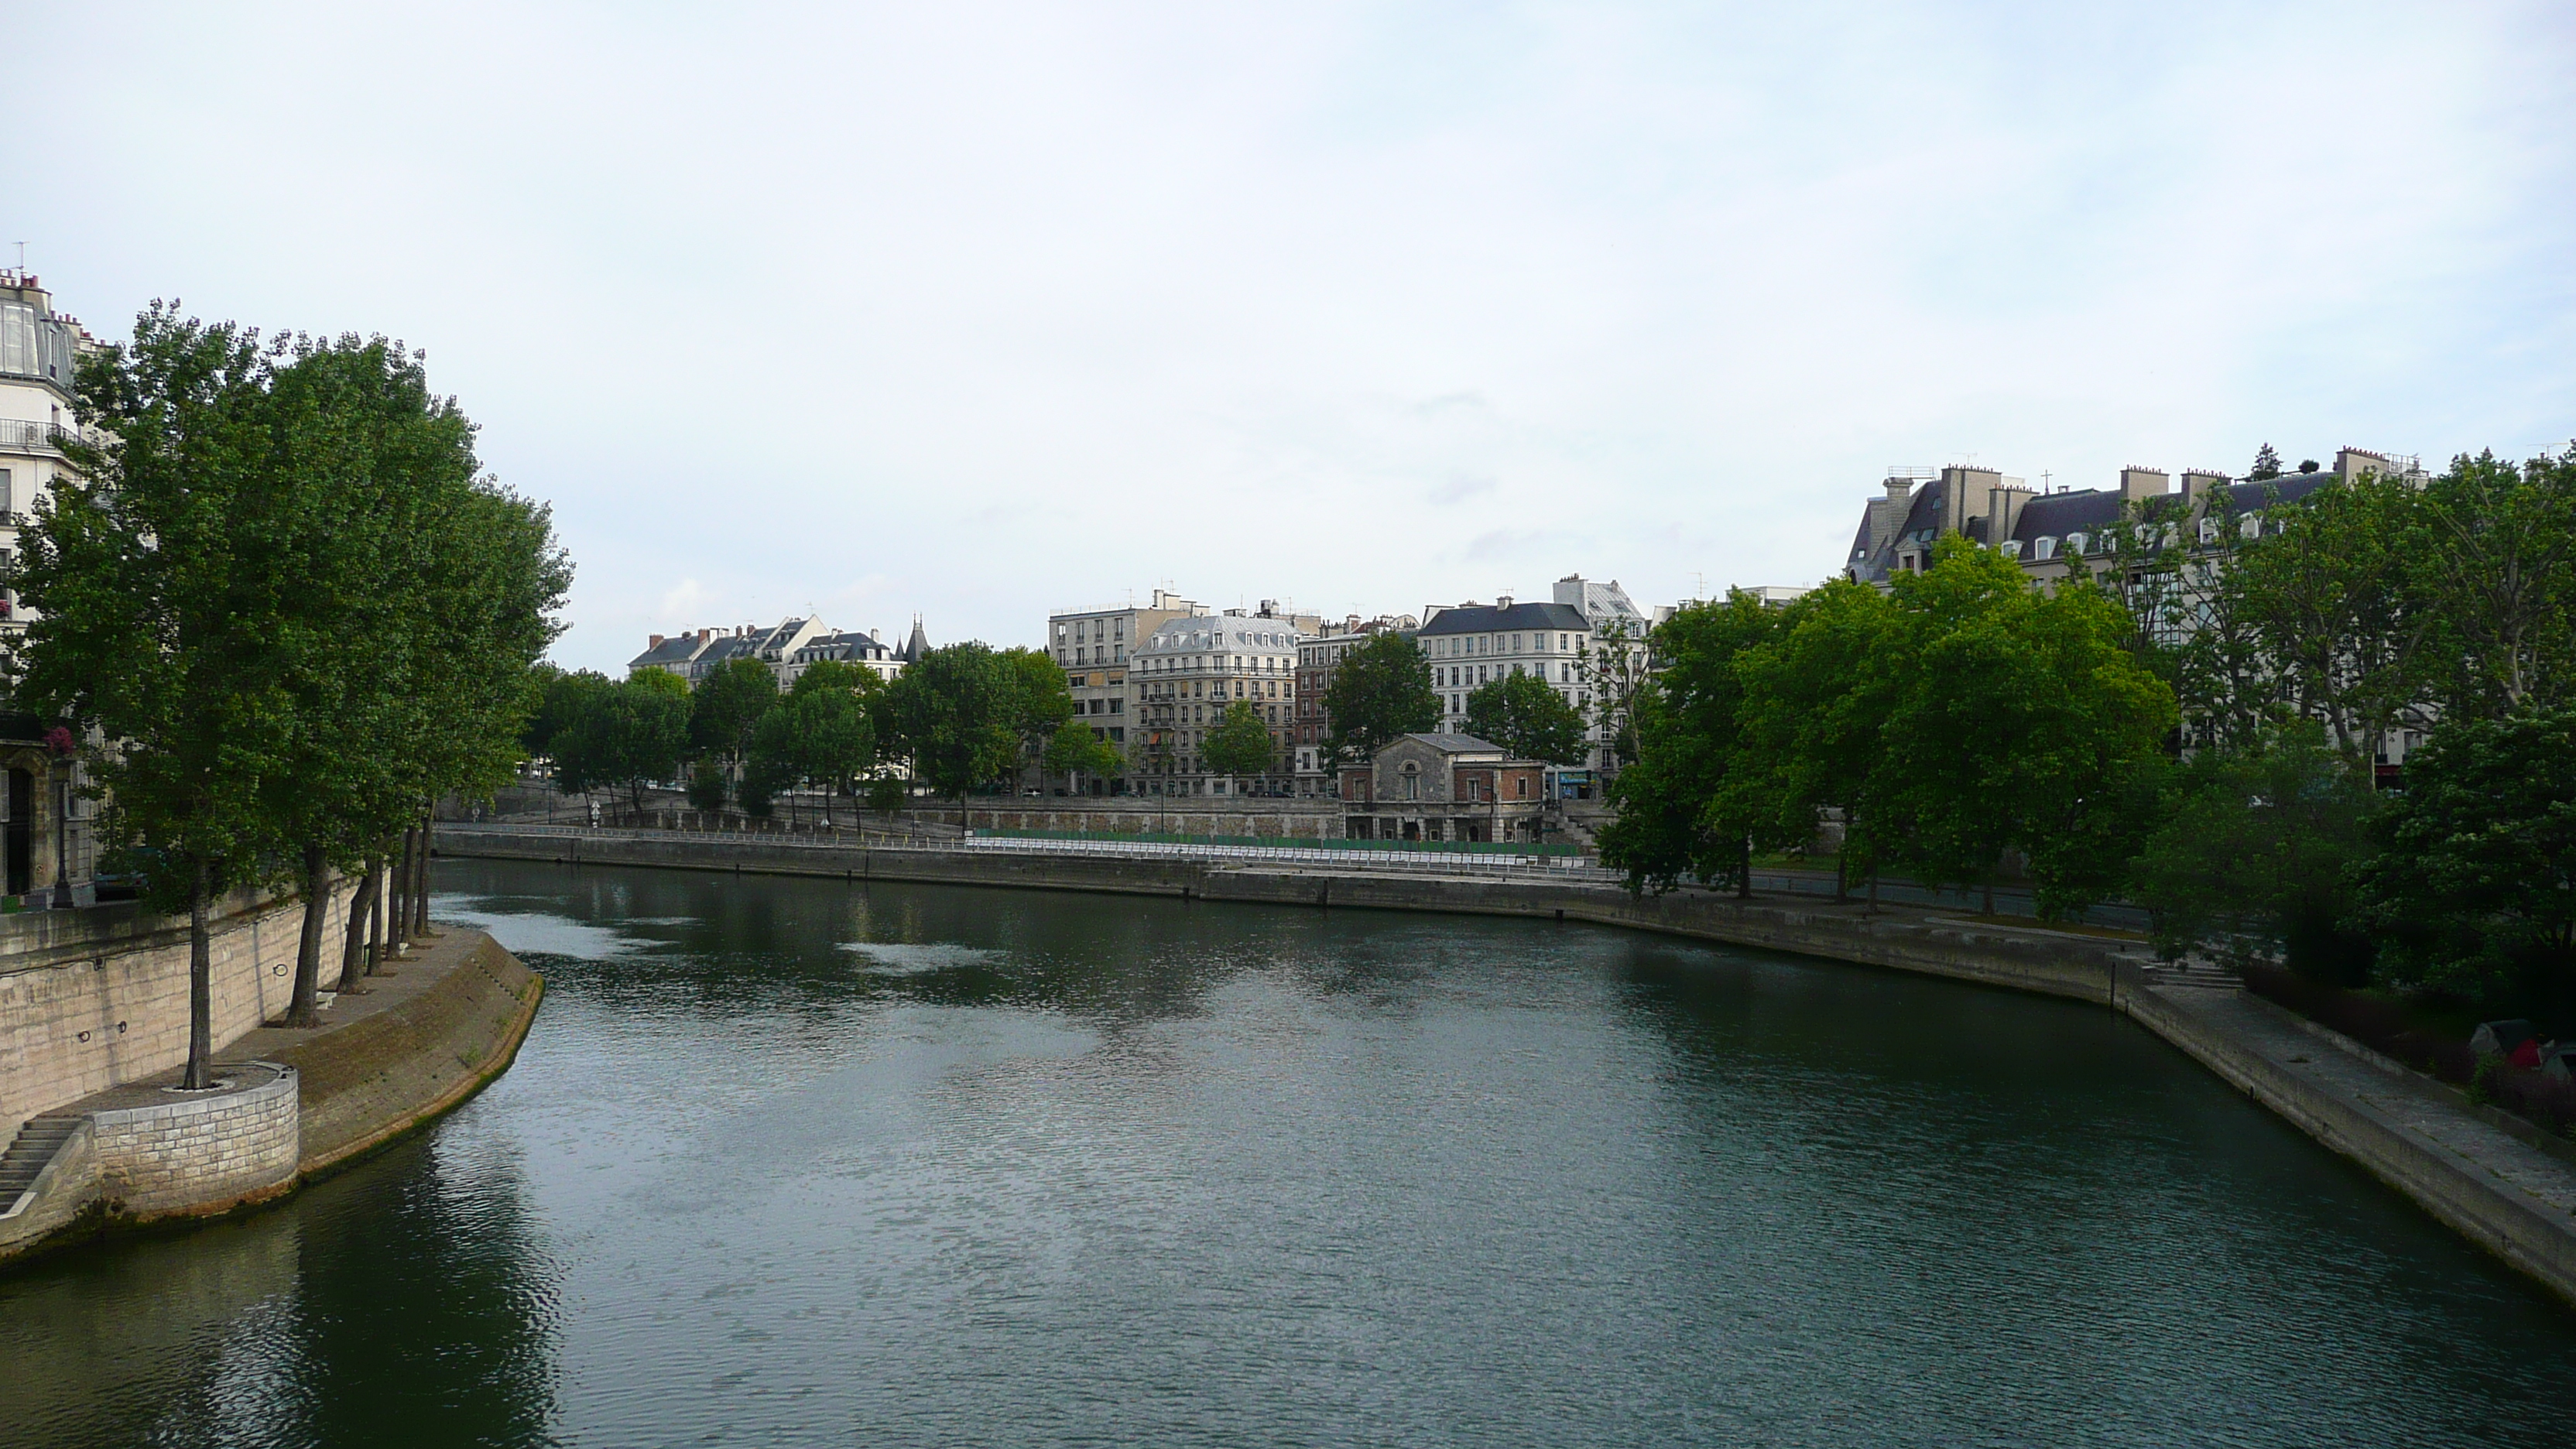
0,713,97,907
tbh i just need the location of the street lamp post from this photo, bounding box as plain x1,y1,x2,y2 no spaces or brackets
48,762,72,910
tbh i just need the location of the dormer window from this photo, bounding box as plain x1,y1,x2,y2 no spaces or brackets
2033,537,2057,560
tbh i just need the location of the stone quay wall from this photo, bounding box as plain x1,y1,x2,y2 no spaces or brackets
89,1062,300,1218
265,934,542,1177
434,826,2576,1307
0,881,358,1137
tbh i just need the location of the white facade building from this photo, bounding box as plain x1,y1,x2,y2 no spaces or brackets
0,272,94,638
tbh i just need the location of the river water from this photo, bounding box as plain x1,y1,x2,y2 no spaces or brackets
5,858,2574,1447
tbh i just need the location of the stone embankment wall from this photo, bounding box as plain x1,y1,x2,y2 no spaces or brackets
89,1062,301,1217
266,935,540,1175
435,826,2576,1308
2122,985,2576,1307
0,882,357,1137
906,799,1345,839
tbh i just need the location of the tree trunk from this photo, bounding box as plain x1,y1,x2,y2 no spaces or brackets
287,840,330,1028
413,810,433,936
183,855,213,1090
1982,875,1995,917
367,855,386,973
1834,852,1848,903
1737,837,1752,899
338,858,379,992
389,831,412,956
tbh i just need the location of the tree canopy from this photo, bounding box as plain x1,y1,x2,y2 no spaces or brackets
12,303,568,1069
1322,632,1437,761
2356,708,2576,1019
1462,670,1587,765
1201,701,1277,782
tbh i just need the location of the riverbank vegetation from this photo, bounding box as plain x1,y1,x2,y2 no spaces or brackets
529,639,1076,820
5,303,571,1084
1610,443,2576,1038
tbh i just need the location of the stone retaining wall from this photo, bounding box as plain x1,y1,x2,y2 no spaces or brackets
2121,981,2576,1305
265,935,543,1177
90,1063,300,1218
0,882,358,1136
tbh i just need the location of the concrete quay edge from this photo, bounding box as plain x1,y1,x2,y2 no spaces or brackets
435,823,2576,1310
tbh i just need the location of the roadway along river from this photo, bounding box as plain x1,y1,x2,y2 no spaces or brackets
5,858,2575,1447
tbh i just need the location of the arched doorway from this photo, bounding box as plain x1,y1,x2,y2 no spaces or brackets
6,767,33,898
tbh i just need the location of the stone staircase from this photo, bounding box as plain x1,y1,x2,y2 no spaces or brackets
0,1115,82,1218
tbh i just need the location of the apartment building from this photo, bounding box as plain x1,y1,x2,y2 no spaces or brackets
1129,605,1317,796
1046,590,1203,780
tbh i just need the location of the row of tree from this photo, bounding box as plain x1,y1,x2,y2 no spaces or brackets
1605,443,2576,1022
8,304,570,1085
529,641,1084,814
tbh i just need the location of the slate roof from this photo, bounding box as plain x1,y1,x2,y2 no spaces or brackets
1417,601,1591,635
1395,731,1509,754
1846,468,2347,583
797,630,895,661
627,634,709,671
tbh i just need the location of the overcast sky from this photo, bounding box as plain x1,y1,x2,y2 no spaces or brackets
12,2,2572,672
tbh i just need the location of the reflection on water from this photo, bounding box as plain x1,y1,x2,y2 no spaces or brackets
4,856,2574,1448
0,1125,559,1448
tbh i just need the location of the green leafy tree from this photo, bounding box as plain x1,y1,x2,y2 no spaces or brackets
1731,580,1901,893
1597,594,1785,894
2129,724,2379,981
1044,720,1124,783
750,685,878,824
259,333,567,1018
790,658,882,699
1463,670,1588,765
1580,618,1652,772
866,774,908,815
526,665,613,758
2404,446,2576,717
2249,443,2283,481
686,759,728,813
12,307,294,1086
1322,632,1437,761
996,646,1076,784
2356,709,2576,1020
1201,702,1277,787
690,656,779,767
1865,539,2175,918
553,676,690,816
878,642,1026,798
2228,470,2425,763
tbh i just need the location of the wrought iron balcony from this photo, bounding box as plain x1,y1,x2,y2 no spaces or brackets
0,420,73,454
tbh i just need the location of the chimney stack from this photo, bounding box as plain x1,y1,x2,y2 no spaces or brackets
2179,469,2227,503
2119,467,2171,504
649,634,666,649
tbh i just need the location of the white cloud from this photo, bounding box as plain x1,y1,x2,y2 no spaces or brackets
9,1,2571,670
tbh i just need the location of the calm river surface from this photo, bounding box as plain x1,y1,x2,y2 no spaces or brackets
5,858,2575,1447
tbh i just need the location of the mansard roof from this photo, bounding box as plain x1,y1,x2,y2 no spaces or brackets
1417,601,1590,635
